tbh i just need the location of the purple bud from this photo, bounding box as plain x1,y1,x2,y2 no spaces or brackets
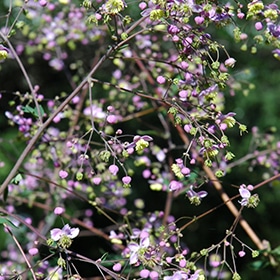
225,57,236,68
59,170,68,179
109,164,119,176
255,22,263,31
156,75,166,84
122,176,132,185
54,207,65,215
112,263,122,272
28,248,39,256
194,16,204,25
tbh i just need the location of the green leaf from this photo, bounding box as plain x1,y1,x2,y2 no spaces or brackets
11,173,23,185
22,105,45,118
0,216,18,229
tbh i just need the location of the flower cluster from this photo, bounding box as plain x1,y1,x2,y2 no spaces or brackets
0,0,279,279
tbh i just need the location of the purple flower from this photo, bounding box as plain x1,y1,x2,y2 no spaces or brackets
186,186,207,205
125,135,153,153
239,185,251,206
169,180,183,191
50,224,80,241
168,24,180,34
267,22,280,38
128,236,150,264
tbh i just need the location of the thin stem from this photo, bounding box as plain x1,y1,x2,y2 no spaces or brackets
0,31,44,124
0,45,115,197
4,224,37,280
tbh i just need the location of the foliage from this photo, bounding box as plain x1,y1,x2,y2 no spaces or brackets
0,0,280,279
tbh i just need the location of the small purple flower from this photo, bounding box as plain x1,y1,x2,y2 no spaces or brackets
169,180,183,191
128,236,150,265
168,24,180,34
239,185,251,206
125,135,153,152
50,224,80,241
267,22,280,38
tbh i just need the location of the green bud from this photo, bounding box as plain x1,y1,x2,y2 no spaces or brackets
233,27,241,43
150,9,164,20
99,150,111,162
251,46,257,54
135,139,149,152
171,164,184,179
239,124,247,135
105,0,126,15
215,170,224,177
189,196,202,205
0,49,8,60
57,256,66,269
76,172,83,181
168,107,178,115
252,250,259,258
232,272,241,280
200,249,208,256
211,61,220,70
83,0,92,9
204,159,212,167
121,32,128,40
223,116,236,128
264,9,278,20
221,135,230,145
225,151,235,161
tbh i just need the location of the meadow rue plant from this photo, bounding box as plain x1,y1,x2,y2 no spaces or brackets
0,0,280,279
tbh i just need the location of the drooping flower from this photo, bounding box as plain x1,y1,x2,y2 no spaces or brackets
125,135,153,153
186,186,208,205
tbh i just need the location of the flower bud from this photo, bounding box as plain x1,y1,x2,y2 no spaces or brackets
225,57,236,68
